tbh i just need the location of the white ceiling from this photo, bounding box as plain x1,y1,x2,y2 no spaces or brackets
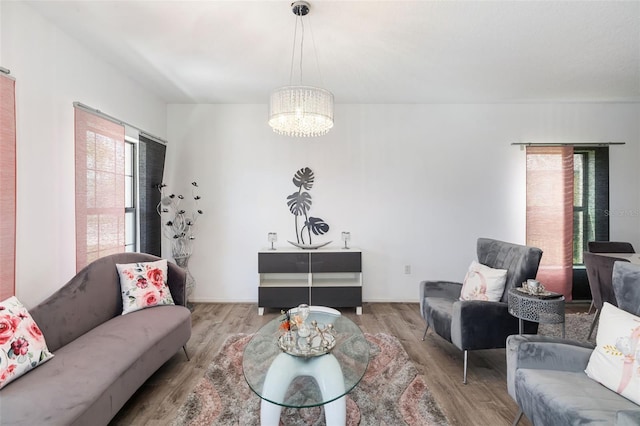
23,0,640,104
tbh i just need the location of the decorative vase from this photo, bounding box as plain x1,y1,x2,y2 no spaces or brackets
296,304,311,337
174,255,195,300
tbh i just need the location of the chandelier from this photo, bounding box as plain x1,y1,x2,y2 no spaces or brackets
269,1,334,138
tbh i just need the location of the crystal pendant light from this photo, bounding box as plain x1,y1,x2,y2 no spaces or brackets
269,1,334,138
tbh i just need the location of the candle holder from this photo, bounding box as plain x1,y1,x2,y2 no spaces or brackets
341,232,351,249
268,232,277,250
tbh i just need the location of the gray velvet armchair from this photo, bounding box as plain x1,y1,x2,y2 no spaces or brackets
507,261,640,425
419,238,543,383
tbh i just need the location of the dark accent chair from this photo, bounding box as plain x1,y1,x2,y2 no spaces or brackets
508,261,640,426
588,241,635,254
585,241,634,314
583,251,630,339
613,261,640,316
419,238,543,383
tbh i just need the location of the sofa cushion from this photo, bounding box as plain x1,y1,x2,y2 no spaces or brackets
0,296,54,389
423,297,454,343
515,368,639,425
459,260,507,302
116,259,175,315
0,304,190,425
585,302,640,405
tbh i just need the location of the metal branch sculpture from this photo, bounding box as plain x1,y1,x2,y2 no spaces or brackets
156,182,203,258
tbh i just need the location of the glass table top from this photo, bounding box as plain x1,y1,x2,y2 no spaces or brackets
242,310,369,408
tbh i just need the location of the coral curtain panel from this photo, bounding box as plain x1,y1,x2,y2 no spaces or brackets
0,74,16,300
526,146,574,299
75,107,125,272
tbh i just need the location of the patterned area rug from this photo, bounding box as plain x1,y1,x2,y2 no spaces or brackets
173,333,449,426
538,311,597,342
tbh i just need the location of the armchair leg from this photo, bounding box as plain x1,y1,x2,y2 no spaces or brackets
463,350,468,384
183,345,190,361
512,408,523,426
422,325,429,341
588,309,601,340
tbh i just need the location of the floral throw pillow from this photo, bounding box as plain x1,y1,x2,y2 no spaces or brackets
0,296,54,389
585,302,640,405
459,260,508,302
116,259,175,315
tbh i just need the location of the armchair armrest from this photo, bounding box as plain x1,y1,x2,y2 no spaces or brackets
506,334,595,401
420,280,462,299
419,280,462,319
451,300,523,350
167,261,188,307
617,410,640,426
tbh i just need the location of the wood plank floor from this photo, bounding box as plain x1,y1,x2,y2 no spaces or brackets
110,302,588,425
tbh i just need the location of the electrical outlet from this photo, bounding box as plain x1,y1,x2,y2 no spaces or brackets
404,265,411,274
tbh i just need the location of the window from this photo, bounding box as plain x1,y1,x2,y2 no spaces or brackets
123,133,167,255
75,105,166,268
137,134,166,257
573,147,609,265
125,139,137,252
526,146,574,299
527,145,609,300
122,132,166,256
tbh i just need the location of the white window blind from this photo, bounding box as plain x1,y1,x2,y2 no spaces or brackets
526,146,574,299
74,107,125,271
0,73,16,299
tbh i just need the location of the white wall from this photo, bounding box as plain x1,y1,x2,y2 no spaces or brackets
167,103,640,304
1,2,166,307
3,1,639,307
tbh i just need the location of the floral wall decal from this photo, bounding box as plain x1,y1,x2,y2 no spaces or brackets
286,167,330,246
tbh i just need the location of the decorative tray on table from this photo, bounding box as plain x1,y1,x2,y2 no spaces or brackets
278,304,337,357
515,287,563,299
277,331,336,358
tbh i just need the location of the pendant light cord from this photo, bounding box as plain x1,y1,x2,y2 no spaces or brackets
299,16,305,85
288,12,307,86
307,15,325,88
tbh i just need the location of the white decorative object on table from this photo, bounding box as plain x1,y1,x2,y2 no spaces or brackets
287,240,332,250
342,232,351,249
267,232,277,250
278,304,337,357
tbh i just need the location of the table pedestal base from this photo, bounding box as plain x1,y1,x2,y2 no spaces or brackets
260,353,346,426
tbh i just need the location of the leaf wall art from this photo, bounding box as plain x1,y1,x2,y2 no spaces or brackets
286,167,331,248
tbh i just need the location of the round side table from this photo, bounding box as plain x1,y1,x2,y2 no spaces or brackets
507,287,566,338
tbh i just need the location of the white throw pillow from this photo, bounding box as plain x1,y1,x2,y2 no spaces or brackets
585,302,640,405
116,259,175,315
0,296,54,389
459,260,508,302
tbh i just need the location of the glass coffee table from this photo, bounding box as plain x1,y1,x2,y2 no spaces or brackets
242,307,369,426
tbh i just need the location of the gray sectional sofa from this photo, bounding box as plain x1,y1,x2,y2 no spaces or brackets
0,253,192,425
507,261,640,425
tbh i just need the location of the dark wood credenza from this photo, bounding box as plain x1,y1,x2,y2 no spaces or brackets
257,249,362,315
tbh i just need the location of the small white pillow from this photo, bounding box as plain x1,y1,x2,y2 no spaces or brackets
585,303,640,405
459,260,508,302
116,259,175,315
0,296,54,389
